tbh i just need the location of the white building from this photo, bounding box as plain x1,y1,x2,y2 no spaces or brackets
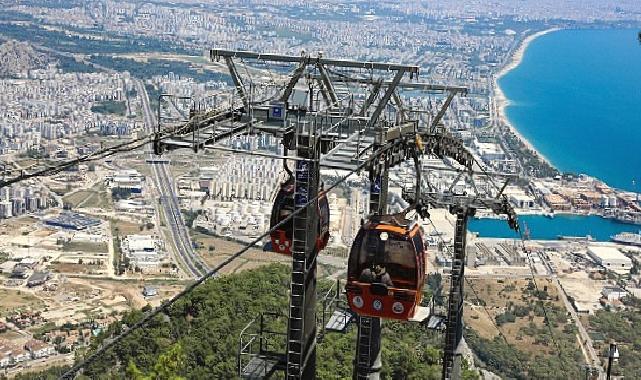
108,169,145,196
509,194,536,209
25,340,55,359
115,199,155,215
473,140,505,162
587,246,632,275
121,235,165,272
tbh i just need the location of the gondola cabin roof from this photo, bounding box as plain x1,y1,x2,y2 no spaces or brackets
366,214,418,236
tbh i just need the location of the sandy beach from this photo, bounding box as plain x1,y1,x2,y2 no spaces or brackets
493,28,560,169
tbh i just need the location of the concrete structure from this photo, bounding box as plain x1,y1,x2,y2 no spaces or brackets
601,286,627,302
587,246,632,275
509,194,536,209
121,235,165,272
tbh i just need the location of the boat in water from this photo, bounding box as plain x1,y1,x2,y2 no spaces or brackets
557,235,594,242
611,231,641,247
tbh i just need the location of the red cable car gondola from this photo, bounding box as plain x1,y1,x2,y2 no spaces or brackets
346,141,428,321
269,175,330,255
346,213,426,320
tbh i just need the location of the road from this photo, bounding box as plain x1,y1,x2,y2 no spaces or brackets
552,276,603,377
137,80,209,278
538,253,604,379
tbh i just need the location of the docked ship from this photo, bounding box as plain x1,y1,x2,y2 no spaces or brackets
557,235,594,242
611,231,641,247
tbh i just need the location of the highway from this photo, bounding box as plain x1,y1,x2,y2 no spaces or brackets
137,80,209,278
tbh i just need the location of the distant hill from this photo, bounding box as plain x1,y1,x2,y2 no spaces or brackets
0,40,50,78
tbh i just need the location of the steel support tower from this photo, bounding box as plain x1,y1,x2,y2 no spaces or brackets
406,190,518,380
149,48,471,380
442,206,473,380
287,130,322,379
353,127,390,380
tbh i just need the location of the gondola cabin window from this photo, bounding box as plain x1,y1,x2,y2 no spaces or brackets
349,229,417,289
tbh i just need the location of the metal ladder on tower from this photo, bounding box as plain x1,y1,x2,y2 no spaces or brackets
442,208,469,380
286,132,316,379
355,316,373,380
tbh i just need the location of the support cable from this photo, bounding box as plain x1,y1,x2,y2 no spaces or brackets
516,229,566,359
1,99,244,189
463,276,527,370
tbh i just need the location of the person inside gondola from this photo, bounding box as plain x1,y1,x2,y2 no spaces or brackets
359,264,394,287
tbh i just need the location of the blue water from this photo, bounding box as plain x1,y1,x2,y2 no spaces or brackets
468,215,640,241
499,29,641,192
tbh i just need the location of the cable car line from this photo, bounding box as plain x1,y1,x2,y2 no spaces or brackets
0,49,478,380
463,276,528,370
516,229,567,360
41,51,493,379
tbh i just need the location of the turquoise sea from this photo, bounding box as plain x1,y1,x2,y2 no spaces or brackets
468,214,640,241
498,29,641,192
474,29,641,241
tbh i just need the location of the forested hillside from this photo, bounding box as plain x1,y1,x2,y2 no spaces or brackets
7,264,478,380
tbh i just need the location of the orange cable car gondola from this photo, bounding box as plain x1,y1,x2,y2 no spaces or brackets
269,162,330,255
346,213,426,320
346,143,428,321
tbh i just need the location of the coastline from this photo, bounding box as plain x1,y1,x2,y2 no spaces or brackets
493,28,561,169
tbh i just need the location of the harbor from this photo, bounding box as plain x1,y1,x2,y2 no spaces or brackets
469,214,641,242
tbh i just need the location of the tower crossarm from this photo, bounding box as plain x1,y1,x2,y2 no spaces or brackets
210,49,420,74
